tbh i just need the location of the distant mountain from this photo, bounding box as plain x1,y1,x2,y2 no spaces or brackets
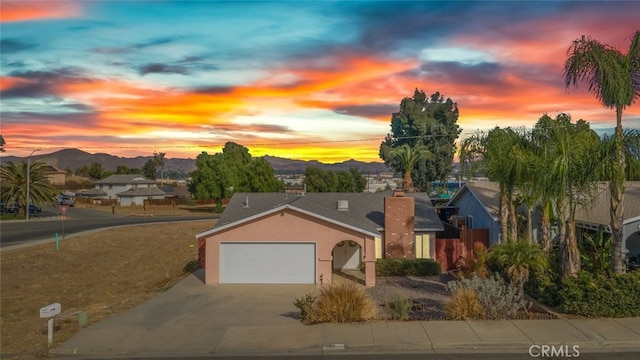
0,149,389,176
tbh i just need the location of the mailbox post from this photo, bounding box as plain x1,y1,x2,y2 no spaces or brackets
40,303,61,346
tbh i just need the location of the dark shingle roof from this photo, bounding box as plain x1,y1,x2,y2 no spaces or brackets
203,191,443,238
447,181,500,220
116,187,166,197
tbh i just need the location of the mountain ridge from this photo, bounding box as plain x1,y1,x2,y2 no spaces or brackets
0,149,389,176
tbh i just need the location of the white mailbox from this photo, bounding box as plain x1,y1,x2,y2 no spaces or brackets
40,303,61,318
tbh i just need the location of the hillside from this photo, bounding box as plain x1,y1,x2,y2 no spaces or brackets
0,149,388,176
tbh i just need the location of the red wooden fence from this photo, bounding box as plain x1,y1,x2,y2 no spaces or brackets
436,228,489,271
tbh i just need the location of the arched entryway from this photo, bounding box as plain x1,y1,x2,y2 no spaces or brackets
332,240,362,271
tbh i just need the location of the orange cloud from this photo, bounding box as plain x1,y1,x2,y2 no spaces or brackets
0,1,82,22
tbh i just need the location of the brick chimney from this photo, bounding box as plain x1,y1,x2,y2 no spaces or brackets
384,190,415,258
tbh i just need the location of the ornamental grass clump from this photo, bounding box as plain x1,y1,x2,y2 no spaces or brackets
303,281,378,324
445,288,485,320
385,293,411,321
447,273,530,319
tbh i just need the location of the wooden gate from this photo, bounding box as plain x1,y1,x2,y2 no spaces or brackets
436,228,489,271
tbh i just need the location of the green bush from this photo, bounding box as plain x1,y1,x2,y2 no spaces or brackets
524,245,562,307
385,293,411,321
559,271,640,317
304,281,378,324
375,258,442,276
183,259,201,273
293,293,316,321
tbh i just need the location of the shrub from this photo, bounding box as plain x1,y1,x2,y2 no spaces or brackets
559,271,640,317
488,240,548,290
376,258,442,276
445,289,486,320
385,293,411,321
293,293,316,322
183,259,201,273
304,281,378,324
447,273,530,319
456,245,489,278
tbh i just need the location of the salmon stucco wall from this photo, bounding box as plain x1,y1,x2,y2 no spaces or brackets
202,208,376,286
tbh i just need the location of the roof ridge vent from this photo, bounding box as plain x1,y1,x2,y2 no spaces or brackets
337,199,349,211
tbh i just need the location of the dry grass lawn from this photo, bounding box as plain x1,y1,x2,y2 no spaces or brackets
0,219,214,359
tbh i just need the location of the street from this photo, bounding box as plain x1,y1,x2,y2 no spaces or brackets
0,205,215,248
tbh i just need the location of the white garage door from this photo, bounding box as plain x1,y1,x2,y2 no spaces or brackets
220,243,316,284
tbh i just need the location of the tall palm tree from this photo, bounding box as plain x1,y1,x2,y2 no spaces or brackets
391,143,431,192
0,161,58,215
546,116,601,278
483,127,529,242
564,31,640,274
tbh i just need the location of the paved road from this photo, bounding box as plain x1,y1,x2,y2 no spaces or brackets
0,206,215,248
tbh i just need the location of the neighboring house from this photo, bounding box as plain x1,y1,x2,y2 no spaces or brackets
42,164,66,185
445,182,503,246
93,174,165,206
575,182,640,260
117,187,167,206
196,190,443,286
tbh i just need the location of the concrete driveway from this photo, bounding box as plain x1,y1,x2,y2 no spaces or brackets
54,271,317,357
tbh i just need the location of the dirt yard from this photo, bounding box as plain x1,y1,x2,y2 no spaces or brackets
0,219,214,359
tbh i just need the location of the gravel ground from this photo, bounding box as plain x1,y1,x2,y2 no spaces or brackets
366,275,452,320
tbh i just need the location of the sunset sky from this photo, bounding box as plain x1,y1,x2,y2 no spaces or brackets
1,1,639,162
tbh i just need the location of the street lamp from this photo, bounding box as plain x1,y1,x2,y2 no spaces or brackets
26,148,42,220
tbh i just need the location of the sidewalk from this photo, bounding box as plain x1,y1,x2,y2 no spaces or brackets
51,272,640,358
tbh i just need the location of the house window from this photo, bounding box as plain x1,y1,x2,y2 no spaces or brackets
108,184,113,190
415,234,430,259
375,236,382,259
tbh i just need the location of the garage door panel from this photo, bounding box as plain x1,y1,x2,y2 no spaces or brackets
220,243,315,284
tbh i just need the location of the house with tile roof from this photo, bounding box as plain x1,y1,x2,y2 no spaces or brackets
196,190,444,286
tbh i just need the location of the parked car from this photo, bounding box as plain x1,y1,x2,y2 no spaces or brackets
28,204,42,214
0,203,18,214
57,194,75,207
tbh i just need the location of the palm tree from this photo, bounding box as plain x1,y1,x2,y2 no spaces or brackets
482,127,528,242
489,239,548,291
564,31,640,274
391,143,431,192
0,161,58,215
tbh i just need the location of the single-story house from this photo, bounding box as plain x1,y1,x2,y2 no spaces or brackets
42,164,66,185
117,187,167,206
195,190,444,286
445,182,503,246
575,182,640,260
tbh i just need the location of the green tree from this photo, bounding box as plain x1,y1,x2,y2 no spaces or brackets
142,159,157,180
88,162,107,179
243,158,281,192
380,89,460,191
388,143,431,192
0,134,5,152
188,142,280,209
0,161,58,215
564,31,640,274
115,165,140,174
154,151,166,185
302,167,366,192
303,166,337,192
